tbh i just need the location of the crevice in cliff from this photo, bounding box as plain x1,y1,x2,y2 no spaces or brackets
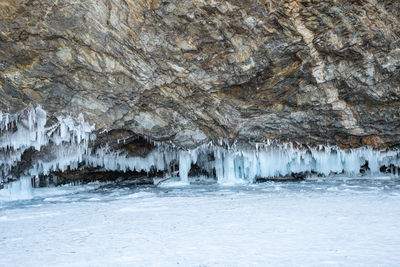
288,0,365,136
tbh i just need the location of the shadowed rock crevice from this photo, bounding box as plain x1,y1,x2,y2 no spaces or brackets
36,169,154,187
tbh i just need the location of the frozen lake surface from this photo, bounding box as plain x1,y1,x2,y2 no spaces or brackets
1,176,400,266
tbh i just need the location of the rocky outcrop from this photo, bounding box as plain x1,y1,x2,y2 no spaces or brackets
1,0,400,149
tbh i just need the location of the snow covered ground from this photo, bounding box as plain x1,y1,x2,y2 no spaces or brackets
1,176,400,266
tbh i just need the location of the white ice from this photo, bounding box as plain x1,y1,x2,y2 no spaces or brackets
1,106,400,189
0,106,94,183
1,179,400,266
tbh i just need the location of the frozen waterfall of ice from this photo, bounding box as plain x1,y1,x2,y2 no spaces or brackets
0,106,94,184
0,106,400,199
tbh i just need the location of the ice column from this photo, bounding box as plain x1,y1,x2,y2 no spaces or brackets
179,150,199,183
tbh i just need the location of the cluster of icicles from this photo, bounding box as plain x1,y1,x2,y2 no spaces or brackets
0,106,400,192
0,106,94,182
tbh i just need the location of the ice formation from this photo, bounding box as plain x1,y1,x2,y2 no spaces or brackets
0,106,400,198
169,144,399,183
0,106,94,185
0,176,33,201
76,141,400,185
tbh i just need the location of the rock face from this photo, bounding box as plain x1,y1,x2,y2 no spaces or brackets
1,0,400,149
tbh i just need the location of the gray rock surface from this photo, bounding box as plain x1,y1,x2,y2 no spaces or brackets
1,0,400,149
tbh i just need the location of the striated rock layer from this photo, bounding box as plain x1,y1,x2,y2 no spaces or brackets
1,0,400,148
0,0,400,184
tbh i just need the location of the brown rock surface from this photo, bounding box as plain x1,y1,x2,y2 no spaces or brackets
1,0,399,148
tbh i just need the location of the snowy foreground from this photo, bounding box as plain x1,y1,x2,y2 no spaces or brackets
1,176,400,266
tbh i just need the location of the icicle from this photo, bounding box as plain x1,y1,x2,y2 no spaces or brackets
179,151,191,183
1,106,400,190
0,106,95,185
0,176,33,201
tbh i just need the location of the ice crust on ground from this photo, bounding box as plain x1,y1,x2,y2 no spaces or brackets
0,107,399,195
1,179,400,266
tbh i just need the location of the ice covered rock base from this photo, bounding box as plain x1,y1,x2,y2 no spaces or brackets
0,107,399,193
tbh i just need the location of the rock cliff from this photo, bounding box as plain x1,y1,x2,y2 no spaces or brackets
0,0,400,184
1,0,400,148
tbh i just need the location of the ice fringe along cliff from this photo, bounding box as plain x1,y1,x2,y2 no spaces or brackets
0,107,399,190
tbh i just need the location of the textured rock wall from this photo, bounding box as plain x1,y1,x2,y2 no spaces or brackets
1,0,400,148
